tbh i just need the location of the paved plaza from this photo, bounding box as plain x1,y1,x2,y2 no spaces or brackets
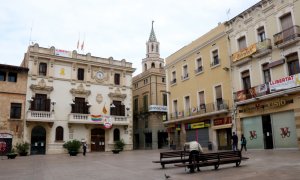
0,149,300,180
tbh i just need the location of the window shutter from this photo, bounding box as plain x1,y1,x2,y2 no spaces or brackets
199,92,205,105
280,13,293,30
215,86,222,99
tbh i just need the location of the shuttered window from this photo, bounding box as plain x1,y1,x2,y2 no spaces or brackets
215,85,222,99
238,36,247,50
242,70,251,90
280,13,293,30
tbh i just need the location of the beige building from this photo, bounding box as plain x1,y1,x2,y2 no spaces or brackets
226,0,300,149
133,22,168,149
21,44,135,154
0,64,28,154
165,24,233,150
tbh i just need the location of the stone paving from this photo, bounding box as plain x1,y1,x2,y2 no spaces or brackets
0,149,300,180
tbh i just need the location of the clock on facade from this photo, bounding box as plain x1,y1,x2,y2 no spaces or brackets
96,71,104,80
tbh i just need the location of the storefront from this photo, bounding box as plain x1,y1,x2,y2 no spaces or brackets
238,96,299,150
185,120,210,147
242,111,297,149
212,117,232,150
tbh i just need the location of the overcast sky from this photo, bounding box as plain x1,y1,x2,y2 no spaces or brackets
0,0,259,75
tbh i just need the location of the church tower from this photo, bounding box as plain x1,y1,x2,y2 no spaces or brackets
142,21,164,72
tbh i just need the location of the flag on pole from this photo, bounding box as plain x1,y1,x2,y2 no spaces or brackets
81,41,84,50
103,105,107,114
77,40,79,50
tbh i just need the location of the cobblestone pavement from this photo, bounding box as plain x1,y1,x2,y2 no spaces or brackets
0,149,300,180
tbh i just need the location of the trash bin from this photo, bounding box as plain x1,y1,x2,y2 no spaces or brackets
208,141,212,151
171,145,176,150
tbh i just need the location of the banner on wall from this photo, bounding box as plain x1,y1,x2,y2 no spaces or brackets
185,120,210,130
149,105,168,112
269,73,300,92
55,49,72,58
103,116,113,129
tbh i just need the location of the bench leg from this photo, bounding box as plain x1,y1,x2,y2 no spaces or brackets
214,164,219,170
236,161,241,167
161,164,165,169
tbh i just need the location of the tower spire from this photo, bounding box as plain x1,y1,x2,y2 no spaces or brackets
149,20,157,42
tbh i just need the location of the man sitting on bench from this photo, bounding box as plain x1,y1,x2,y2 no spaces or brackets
187,141,203,173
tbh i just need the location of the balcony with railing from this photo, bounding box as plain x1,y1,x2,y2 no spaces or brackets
169,100,229,121
234,72,300,104
170,78,177,85
210,58,220,67
26,111,55,122
195,66,203,74
234,83,270,102
274,25,300,48
181,73,189,81
68,114,129,125
252,39,272,58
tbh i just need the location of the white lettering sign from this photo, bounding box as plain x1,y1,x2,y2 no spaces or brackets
55,49,72,58
0,133,13,139
149,105,168,112
269,73,300,92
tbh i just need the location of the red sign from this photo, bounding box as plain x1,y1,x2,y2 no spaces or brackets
213,117,232,126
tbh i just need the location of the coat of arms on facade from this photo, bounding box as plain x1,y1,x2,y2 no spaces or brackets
96,94,103,104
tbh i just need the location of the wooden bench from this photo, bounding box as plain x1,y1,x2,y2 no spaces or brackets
175,151,249,172
152,150,190,168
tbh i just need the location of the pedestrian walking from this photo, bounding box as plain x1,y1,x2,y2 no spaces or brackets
240,134,247,152
83,142,87,156
231,132,238,151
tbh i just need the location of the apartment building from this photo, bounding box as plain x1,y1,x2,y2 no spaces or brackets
165,24,233,150
21,43,135,154
226,0,300,149
0,64,28,154
133,22,168,149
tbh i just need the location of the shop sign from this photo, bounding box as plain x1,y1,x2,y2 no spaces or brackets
0,133,13,139
175,124,181,131
213,117,232,126
232,43,257,62
185,121,210,130
269,73,300,92
149,105,168,112
239,98,293,113
55,49,72,58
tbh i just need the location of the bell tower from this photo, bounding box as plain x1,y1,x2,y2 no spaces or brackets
142,21,164,72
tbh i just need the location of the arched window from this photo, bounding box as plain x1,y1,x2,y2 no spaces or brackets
55,126,64,141
160,63,162,68
151,44,154,51
156,45,158,52
114,128,120,141
151,63,155,68
144,63,147,71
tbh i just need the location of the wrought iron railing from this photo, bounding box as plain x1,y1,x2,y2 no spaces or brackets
169,100,229,120
194,66,203,73
234,83,270,102
274,25,300,45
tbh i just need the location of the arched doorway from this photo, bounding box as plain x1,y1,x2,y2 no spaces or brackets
91,128,105,151
31,126,46,155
